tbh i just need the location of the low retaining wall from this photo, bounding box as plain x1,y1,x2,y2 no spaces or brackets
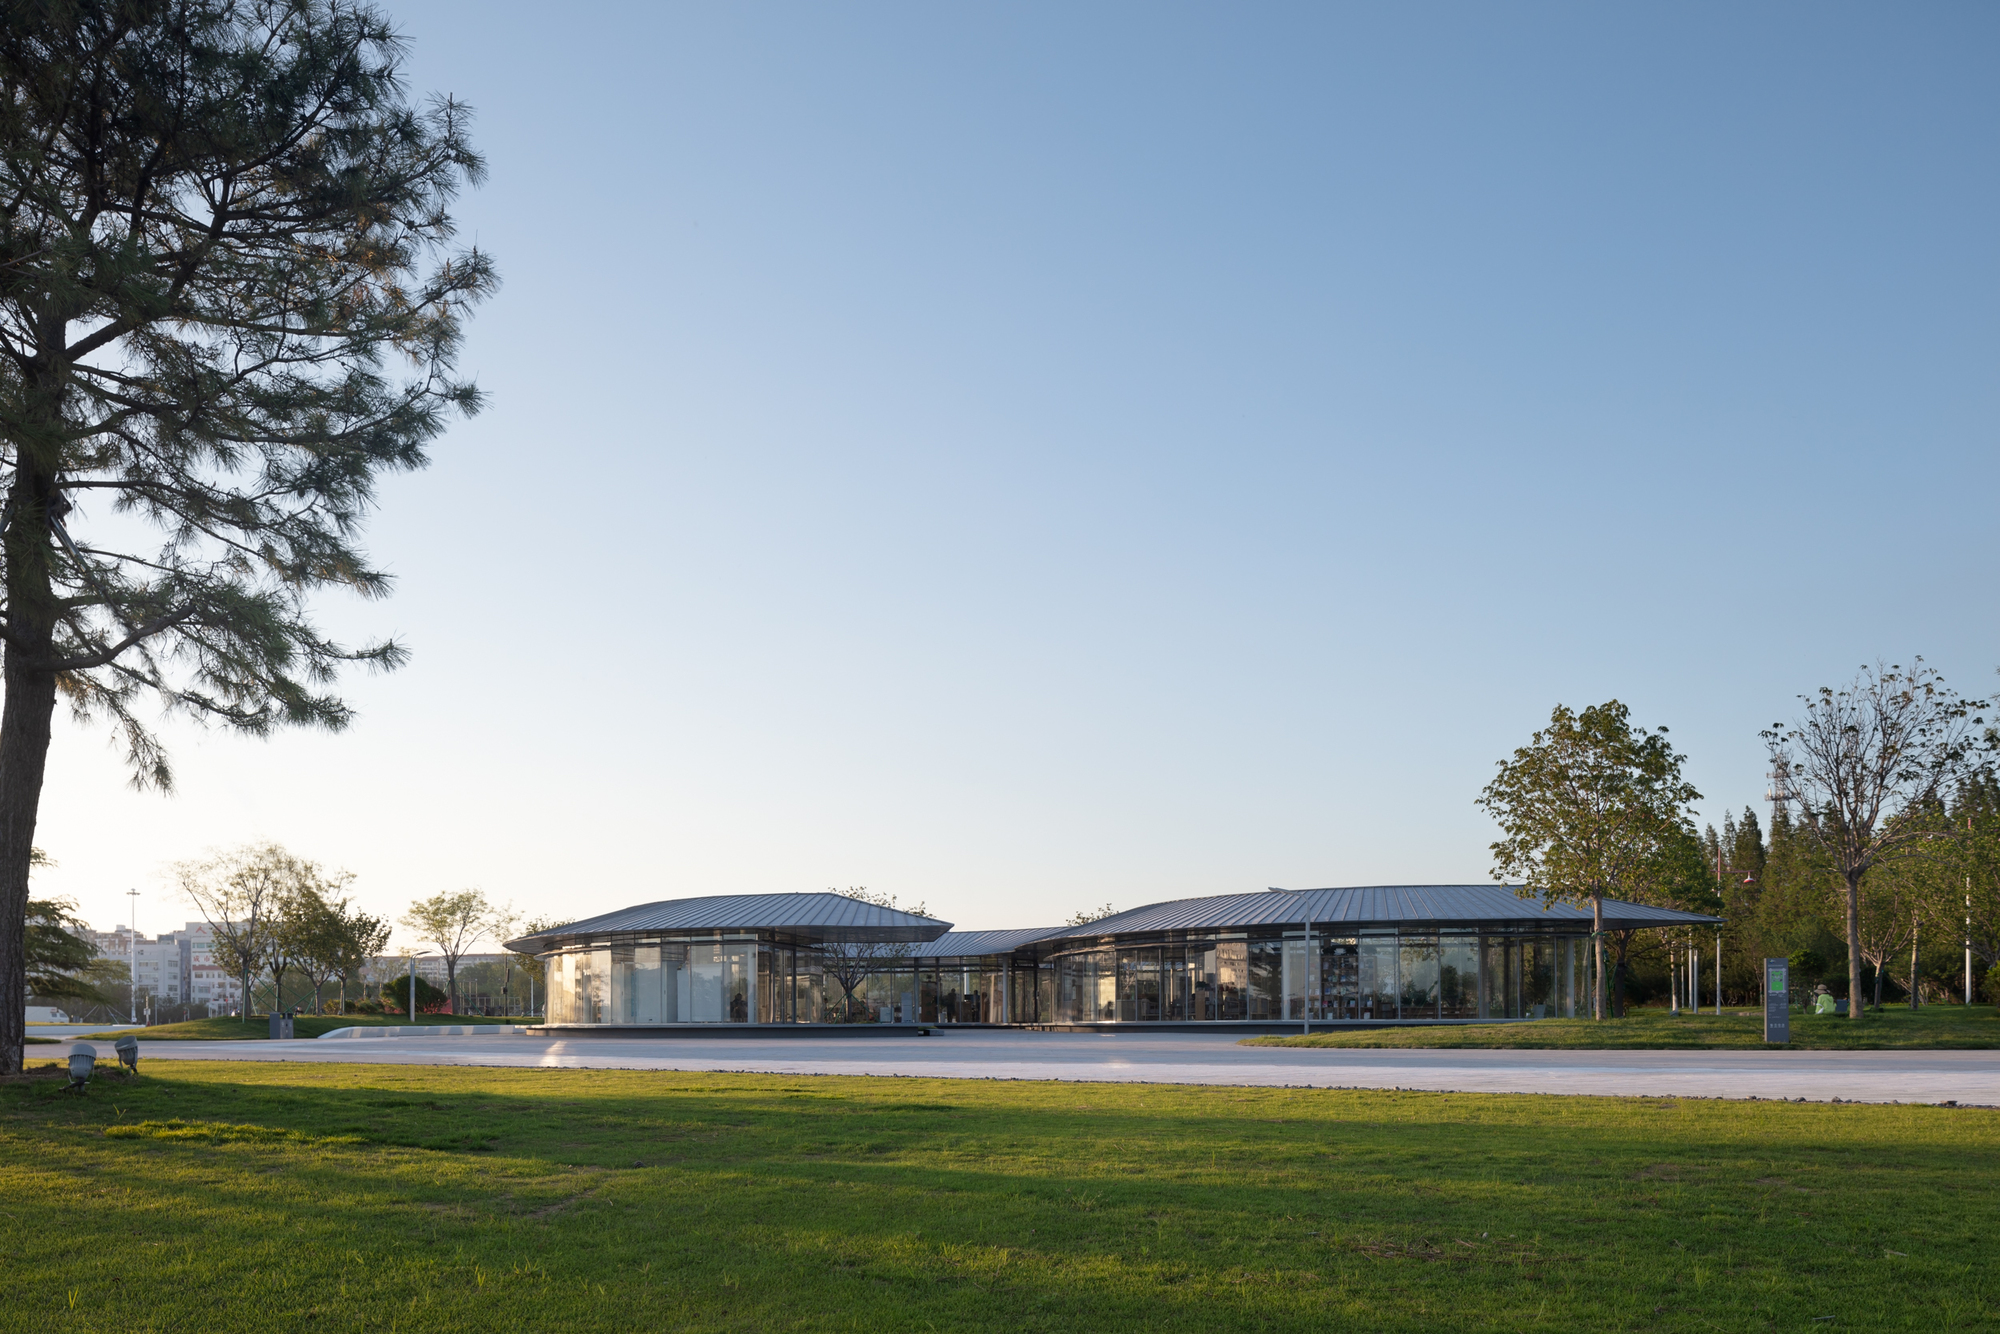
317,1025,533,1039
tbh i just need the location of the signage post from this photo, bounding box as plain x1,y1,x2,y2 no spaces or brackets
1763,957,1790,1044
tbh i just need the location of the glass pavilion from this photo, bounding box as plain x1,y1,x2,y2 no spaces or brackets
507,886,1721,1028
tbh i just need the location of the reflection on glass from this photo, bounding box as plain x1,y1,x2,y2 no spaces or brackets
1162,955,1192,1019
1190,948,1217,1020
1117,948,1160,1021
1247,941,1283,1020
1214,942,1248,1020
1438,936,1479,1019
1483,936,1516,1019
636,945,665,1023
588,948,609,1023
1284,939,1308,1021
1319,939,1359,1020
1524,939,1554,1018
1400,938,1439,1019
1359,936,1398,1020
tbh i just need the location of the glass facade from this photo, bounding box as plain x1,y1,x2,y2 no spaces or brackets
538,926,1588,1026
1037,928,1582,1024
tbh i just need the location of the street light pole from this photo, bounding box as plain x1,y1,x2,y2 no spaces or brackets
406,952,436,1021
126,888,141,1023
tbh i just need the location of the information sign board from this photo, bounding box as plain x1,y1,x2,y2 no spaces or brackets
1763,957,1789,1044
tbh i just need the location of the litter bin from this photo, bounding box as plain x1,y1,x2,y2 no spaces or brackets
268,1013,294,1039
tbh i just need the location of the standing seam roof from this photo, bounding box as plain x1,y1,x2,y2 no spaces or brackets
1031,884,1720,945
502,892,951,950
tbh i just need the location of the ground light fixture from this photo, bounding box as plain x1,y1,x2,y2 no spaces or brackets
115,1034,139,1073
65,1044,96,1094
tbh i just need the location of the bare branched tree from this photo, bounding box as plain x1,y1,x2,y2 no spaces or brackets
1763,660,1989,1021
821,887,927,1022
177,842,315,1021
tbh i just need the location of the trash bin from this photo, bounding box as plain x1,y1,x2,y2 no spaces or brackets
268,1013,294,1039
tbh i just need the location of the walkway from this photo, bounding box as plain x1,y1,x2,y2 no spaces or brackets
44,1029,2000,1105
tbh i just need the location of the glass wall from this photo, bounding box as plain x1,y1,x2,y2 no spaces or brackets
1247,941,1284,1021
540,929,1593,1025
924,964,1009,1023
1359,934,1398,1020
1319,938,1359,1019
1399,937,1440,1019
1439,935,1479,1019
852,966,918,1023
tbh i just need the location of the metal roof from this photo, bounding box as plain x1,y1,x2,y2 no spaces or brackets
1032,884,1721,946
503,892,952,952
504,886,1720,956
912,927,1065,959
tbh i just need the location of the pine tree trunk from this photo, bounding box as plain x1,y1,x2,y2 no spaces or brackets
1846,867,1864,1020
0,422,62,1077
0,648,56,1077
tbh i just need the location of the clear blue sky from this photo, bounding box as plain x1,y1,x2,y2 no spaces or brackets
42,2,2000,943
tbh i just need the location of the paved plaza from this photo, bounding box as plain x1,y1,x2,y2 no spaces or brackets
44,1029,2000,1105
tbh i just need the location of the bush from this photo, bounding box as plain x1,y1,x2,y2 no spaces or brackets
381,974,448,1014
1984,963,2000,1007
354,998,383,1014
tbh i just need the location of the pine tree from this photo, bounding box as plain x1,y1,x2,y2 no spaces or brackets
0,1,492,1073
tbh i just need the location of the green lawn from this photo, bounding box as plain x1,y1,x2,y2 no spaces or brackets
1245,1004,2000,1051
0,1061,1992,1331
70,1012,537,1041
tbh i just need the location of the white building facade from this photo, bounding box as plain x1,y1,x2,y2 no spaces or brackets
85,922,245,1013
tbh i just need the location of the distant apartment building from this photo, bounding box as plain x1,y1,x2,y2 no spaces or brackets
85,921,245,1013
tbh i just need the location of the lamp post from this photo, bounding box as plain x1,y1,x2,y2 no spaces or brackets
406,951,436,1021
126,888,141,1023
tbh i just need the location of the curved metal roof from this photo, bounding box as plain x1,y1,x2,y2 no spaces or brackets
912,927,1065,959
1033,884,1721,947
503,892,951,951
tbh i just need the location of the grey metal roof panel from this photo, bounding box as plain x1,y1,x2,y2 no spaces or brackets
912,927,1065,959
503,892,952,951
1033,884,1721,944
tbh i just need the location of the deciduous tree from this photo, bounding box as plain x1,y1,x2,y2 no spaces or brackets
400,888,489,1014
0,0,493,1074
1763,661,1988,1021
177,841,302,1020
1478,701,1701,1020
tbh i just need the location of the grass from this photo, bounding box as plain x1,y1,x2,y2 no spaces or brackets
70,1012,536,1042
0,1061,1993,1331
1244,1003,2000,1050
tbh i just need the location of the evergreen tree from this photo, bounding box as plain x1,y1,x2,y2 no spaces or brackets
1730,808,1767,883
0,1,492,1073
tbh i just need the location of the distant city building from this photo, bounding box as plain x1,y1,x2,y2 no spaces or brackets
83,922,244,1012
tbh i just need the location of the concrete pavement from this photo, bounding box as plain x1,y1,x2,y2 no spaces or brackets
39,1029,2000,1105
